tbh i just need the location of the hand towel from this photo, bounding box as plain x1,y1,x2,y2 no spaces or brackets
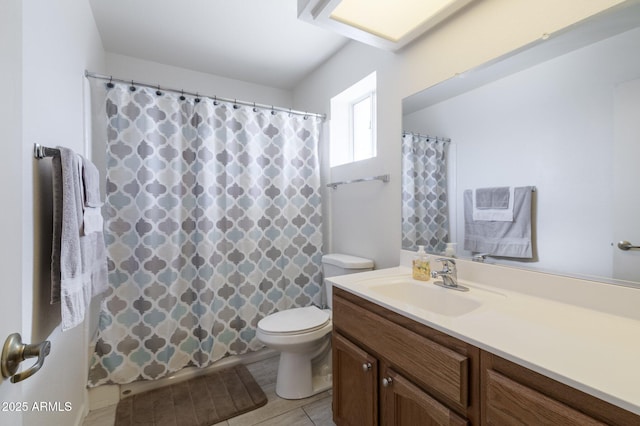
81,156,102,207
472,187,514,222
464,186,533,258
79,156,104,235
52,147,108,331
475,186,510,209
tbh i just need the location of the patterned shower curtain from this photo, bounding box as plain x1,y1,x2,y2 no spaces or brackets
88,83,323,386
401,133,449,253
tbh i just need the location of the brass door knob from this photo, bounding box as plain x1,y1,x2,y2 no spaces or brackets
1,333,51,383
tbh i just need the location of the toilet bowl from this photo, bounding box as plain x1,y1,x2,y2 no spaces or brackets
256,253,374,399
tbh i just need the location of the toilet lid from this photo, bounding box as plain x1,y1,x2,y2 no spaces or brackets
258,306,330,334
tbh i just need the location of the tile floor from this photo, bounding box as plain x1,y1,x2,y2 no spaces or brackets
82,355,335,426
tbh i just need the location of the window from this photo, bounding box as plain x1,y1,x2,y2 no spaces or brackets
351,93,374,162
330,72,377,167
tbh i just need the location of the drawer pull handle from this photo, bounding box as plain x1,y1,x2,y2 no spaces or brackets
382,377,393,387
362,362,372,372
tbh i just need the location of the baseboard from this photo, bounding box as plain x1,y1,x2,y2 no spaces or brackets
87,384,120,411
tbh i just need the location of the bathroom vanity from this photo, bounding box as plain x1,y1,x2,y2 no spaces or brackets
329,260,640,425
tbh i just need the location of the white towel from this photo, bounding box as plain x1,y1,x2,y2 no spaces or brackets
472,187,515,222
55,147,108,331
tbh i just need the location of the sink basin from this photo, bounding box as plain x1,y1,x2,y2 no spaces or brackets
368,280,482,317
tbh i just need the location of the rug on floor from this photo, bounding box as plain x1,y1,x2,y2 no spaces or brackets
114,364,268,426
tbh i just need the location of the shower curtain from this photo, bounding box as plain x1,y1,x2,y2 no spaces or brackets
401,133,449,253
88,83,323,386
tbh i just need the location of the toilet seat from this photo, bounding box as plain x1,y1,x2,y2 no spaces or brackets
255,253,373,400
258,306,330,335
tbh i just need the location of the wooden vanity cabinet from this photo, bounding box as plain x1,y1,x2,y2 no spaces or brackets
332,287,640,426
332,287,480,425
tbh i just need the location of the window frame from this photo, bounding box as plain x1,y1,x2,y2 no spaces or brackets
329,71,378,168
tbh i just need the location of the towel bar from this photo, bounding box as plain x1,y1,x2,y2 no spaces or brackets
327,174,390,189
33,143,60,159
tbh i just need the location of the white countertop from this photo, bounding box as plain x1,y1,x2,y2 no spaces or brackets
328,264,640,415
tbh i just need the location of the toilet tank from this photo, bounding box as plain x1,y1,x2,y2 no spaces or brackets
322,254,374,309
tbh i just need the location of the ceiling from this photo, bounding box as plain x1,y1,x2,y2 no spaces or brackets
89,0,350,90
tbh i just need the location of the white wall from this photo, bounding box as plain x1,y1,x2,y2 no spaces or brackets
404,27,640,279
20,1,106,425
292,0,624,269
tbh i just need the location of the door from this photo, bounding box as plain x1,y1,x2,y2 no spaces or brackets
380,367,468,426
0,0,24,423
613,79,640,282
332,333,378,426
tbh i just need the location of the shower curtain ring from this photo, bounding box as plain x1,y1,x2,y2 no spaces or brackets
271,106,276,116
155,85,162,96
253,102,258,113
213,95,219,106
129,80,136,92
233,99,239,109
179,90,186,101
106,76,114,89
195,93,200,103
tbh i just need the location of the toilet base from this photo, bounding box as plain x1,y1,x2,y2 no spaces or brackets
274,342,332,399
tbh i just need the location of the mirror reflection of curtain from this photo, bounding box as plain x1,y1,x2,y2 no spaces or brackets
87,83,323,386
401,134,449,252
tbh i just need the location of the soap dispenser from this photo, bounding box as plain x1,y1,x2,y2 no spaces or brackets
444,242,457,257
412,245,430,281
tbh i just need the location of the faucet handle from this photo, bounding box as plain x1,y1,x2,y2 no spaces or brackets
434,257,456,267
433,258,456,275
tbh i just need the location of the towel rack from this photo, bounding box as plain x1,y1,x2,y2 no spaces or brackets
33,143,60,159
326,174,390,189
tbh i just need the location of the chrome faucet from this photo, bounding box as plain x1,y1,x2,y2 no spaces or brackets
472,253,490,262
431,258,469,292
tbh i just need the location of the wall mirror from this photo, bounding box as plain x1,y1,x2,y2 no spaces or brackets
402,1,640,287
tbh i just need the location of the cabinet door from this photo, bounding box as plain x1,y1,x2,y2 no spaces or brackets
381,367,468,426
333,332,378,426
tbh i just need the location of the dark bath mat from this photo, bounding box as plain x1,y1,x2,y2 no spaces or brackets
114,364,268,426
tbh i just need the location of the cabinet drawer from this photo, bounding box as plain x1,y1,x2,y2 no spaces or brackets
333,295,469,408
484,369,605,425
481,351,640,425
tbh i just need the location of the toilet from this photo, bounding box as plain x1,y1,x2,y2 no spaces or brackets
256,253,374,399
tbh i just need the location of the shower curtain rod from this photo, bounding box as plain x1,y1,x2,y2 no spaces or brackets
402,131,451,143
84,70,326,120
